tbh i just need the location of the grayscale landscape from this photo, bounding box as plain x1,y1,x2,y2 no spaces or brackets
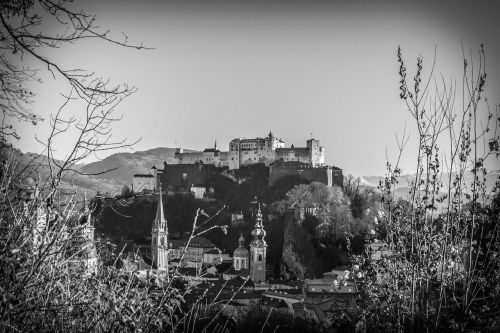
1,1,499,332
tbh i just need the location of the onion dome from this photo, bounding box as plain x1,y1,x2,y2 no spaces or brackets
233,233,249,258
251,205,267,247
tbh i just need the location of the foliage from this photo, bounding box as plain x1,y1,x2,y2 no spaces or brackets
285,182,370,241
235,306,322,332
0,0,148,141
352,46,500,332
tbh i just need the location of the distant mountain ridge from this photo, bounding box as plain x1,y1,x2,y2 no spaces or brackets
359,172,499,197
9,145,499,196
78,147,197,186
0,145,120,196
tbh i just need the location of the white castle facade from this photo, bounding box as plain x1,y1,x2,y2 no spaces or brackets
173,131,325,170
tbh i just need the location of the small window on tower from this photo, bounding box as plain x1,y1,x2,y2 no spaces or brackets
258,254,262,261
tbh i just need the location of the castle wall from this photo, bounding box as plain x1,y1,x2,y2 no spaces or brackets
173,149,232,168
172,134,323,170
275,148,310,165
160,164,218,189
331,169,343,188
269,166,342,187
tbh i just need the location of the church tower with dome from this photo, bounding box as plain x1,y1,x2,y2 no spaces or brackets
249,205,267,283
233,233,249,271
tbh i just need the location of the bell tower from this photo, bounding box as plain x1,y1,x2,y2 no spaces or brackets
151,185,168,271
250,204,267,283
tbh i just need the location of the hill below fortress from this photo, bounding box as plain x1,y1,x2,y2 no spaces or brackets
9,145,498,197
78,147,197,187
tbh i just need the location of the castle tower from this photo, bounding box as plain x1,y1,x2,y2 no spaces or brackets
250,205,267,283
233,233,249,270
65,204,98,275
81,211,98,274
307,138,325,167
151,185,169,271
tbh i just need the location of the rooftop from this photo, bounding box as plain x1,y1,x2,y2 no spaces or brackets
168,237,217,249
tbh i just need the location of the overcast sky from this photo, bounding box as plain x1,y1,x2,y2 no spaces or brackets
15,0,500,176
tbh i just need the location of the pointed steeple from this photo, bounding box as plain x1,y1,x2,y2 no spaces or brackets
152,184,169,271
268,130,273,138
153,185,167,232
214,139,218,151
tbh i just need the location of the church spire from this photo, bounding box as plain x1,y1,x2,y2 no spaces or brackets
153,184,167,232
152,184,168,271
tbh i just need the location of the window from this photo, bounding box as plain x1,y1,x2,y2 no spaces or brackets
258,254,262,261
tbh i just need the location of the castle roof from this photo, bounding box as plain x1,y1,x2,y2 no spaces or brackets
168,237,216,249
203,148,220,153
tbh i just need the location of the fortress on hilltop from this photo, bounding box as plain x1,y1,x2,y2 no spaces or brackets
132,131,342,193
173,131,325,170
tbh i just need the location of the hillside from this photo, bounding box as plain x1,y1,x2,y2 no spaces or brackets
1,145,120,196
8,142,498,198
360,171,499,195
78,147,196,186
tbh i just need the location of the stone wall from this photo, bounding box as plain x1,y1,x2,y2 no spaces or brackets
275,148,310,165
159,164,219,190
269,166,343,187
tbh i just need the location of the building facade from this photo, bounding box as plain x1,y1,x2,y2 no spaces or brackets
170,132,325,170
167,237,219,266
132,173,156,192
